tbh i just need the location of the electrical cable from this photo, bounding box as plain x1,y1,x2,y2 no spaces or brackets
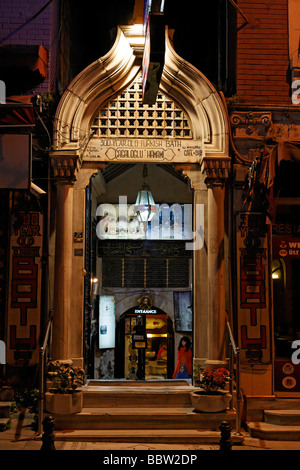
0,0,55,45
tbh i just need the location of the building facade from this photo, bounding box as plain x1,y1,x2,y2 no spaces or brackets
1,0,300,420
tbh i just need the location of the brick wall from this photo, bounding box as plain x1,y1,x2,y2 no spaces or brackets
0,0,58,93
236,0,291,105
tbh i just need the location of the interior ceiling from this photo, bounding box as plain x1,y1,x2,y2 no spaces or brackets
101,163,189,184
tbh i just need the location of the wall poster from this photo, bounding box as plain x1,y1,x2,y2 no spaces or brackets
173,291,192,332
99,295,116,349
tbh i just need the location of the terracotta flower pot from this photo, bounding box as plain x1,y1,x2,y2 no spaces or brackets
191,390,232,413
45,390,83,415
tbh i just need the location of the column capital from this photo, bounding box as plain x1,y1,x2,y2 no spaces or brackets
173,163,205,191
50,153,82,183
200,156,231,186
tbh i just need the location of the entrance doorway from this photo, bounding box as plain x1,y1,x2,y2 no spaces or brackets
84,163,193,381
115,306,174,380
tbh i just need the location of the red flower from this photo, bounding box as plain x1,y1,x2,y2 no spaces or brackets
199,367,229,392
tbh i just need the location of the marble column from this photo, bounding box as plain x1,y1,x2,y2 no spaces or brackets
206,182,226,365
202,157,230,367
175,164,208,367
70,167,102,367
52,182,74,360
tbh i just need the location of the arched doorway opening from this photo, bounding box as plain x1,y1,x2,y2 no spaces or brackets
50,25,230,378
84,162,193,380
115,304,175,380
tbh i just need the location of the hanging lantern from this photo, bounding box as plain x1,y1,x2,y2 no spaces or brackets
134,164,157,225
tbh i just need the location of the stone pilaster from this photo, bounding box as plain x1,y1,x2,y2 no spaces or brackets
52,181,74,360
174,164,208,368
51,153,81,361
201,156,231,367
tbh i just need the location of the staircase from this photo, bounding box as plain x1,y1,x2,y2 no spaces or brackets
50,380,244,445
247,408,300,440
0,387,14,431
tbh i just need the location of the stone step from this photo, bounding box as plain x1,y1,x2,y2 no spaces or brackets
0,417,10,431
264,409,300,426
51,407,237,431
0,402,11,419
247,421,300,441
0,387,14,401
52,428,244,445
87,380,190,387
83,383,195,408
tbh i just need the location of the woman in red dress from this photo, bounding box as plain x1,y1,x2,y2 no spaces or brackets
172,336,192,379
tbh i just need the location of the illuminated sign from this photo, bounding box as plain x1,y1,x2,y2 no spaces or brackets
135,309,157,314
99,296,115,349
273,237,300,259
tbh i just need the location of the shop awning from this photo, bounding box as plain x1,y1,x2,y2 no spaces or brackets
0,95,35,128
0,44,48,95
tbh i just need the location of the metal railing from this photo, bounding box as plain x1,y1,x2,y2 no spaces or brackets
37,310,53,435
226,316,242,435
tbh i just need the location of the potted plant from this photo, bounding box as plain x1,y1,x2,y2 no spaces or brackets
191,367,232,413
45,360,85,414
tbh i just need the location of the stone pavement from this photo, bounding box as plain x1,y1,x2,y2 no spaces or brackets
1,413,300,452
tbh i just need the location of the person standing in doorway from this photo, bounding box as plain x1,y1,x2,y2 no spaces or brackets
172,336,192,379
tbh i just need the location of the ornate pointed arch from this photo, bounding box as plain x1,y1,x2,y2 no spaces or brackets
51,25,229,180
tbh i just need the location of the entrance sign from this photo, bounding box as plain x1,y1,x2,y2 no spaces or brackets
84,138,203,163
99,296,116,349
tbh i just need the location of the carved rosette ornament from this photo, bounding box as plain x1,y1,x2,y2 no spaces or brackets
201,157,231,186
230,111,272,129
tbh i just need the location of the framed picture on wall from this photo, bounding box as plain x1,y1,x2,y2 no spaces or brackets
173,291,192,332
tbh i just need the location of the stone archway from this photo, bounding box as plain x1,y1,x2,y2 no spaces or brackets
50,24,230,370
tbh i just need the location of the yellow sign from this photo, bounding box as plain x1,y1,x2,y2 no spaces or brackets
146,317,166,330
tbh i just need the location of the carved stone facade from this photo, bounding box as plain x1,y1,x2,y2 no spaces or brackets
50,25,230,373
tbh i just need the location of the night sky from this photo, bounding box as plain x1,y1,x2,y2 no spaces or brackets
69,0,225,91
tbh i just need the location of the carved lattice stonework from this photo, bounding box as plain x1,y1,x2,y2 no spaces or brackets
90,74,192,140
